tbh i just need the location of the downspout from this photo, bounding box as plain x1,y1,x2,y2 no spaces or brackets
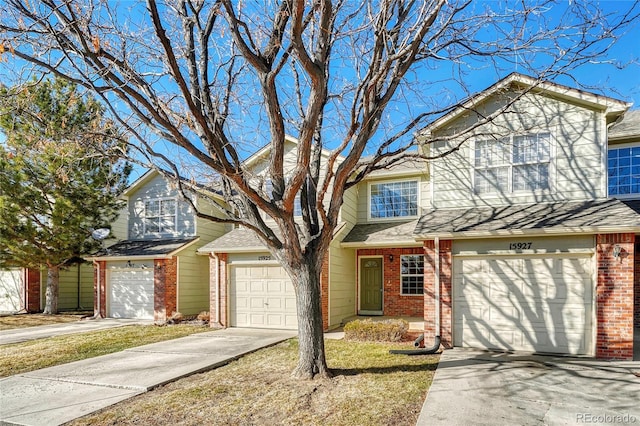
213,253,220,326
390,237,441,355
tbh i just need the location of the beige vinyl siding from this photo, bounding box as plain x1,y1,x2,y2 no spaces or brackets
430,90,606,209
339,186,358,224
328,240,356,328
177,245,210,315
40,263,94,311
194,196,228,243
110,205,128,241
128,174,196,239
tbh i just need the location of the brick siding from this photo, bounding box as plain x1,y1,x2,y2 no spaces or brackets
357,247,424,317
596,233,635,360
635,242,640,328
25,268,41,313
154,257,178,323
209,253,228,328
423,240,452,348
93,261,107,317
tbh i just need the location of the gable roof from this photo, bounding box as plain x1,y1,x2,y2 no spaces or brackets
414,199,640,239
243,134,345,169
89,237,200,260
609,109,640,142
420,72,631,135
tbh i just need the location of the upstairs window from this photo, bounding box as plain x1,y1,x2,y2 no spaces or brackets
265,178,303,216
370,180,419,219
144,198,176,235
608,146,640,197
400,255,424,295
474,132,551,194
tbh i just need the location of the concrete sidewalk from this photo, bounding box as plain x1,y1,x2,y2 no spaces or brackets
0,318,153,345
0,328,297,426
417,348,640,426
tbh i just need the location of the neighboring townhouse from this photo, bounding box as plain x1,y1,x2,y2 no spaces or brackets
0,264,94,313
88,170,227,322
417,73,638,360
200,73,638,361
198,134,431,331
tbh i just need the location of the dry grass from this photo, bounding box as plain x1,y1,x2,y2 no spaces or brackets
71,339,439,426
0,313,90,330
0,324,209,377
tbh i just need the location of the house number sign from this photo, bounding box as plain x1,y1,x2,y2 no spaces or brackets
258,255,271,261
508,242,532,250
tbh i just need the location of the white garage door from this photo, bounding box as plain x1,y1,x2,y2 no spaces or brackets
109,268,154,319
453,254,593,355
0,269,23,313
230,265,297,329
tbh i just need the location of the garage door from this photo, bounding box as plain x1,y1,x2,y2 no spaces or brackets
0,269,23,313
229,265,297,329
109,268,154,319
453,254,593,355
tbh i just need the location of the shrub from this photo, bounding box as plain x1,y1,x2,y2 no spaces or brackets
343,319,409,342
197,311,210,322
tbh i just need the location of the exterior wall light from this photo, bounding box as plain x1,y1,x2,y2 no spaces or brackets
613,245,622,259
388,254,394,263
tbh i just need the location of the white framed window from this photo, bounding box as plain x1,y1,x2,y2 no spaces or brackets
400,255,424,295
143,198,177,235
369,180,419,219
608,144,640,197
473,132,552,194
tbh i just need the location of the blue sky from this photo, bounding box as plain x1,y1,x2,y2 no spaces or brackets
1,1,639,184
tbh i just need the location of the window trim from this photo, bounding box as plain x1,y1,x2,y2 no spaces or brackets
367,178,420,221
142,197,178,236
400,254,424,296
607,141,640,199
471,132,555,196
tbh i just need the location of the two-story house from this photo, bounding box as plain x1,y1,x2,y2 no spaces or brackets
88,170,227,322
415,73,638,360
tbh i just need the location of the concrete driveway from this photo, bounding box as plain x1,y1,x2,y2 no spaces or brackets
0,318,153,345
0,328,297,426
417,348,640,426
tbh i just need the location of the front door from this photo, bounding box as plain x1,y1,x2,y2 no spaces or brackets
360,257,383,314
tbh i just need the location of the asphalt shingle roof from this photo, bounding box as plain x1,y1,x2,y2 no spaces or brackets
342,220,419,244
198,228,268,253
96,237,199,257
609,109,640,140
414,199,640,236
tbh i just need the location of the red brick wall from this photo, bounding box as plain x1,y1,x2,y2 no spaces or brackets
596,233,634,360
154,257,177,323
357,247,424,317
93,261,107,317
209,254,228,328
423,240,453,348
25,268,41,313
635,242,640,328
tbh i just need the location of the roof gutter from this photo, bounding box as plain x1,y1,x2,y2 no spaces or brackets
414,226,640,241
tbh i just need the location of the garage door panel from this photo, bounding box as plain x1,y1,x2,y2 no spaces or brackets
0,269,24,312
454,254,593,355
109,269,154,319
230,265,297,330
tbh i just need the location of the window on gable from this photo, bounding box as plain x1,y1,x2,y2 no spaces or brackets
400,255,424,295
608,146,640,197
264,178,303,216
370,180,418,219
474,132,551,194
144,199,176,235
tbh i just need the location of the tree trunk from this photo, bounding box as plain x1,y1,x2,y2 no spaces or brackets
43,265,60,315
290,260,330,380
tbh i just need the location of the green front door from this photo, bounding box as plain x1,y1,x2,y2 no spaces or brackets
360,257,382,313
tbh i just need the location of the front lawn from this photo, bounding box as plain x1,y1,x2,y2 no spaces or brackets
72,339,439,426
0,312,90,330
0,324,209,377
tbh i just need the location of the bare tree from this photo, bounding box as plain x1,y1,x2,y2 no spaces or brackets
1,0,637,378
